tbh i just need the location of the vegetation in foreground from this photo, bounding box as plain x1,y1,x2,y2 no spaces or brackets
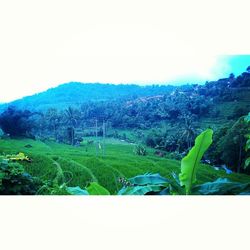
0,124,250,195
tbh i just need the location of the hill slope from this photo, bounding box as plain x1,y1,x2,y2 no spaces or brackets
1,69,249,116
0,82,176,112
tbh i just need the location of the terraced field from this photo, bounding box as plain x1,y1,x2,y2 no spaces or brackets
1,137,250,194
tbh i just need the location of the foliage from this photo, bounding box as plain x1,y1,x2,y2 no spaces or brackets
192,178,250,195
67,186,89,195
245,112,250,123
117,173,250,195
6,152,31,162
38,182,110,195
44,108,63,140
86,182,110,195
0,128,4,137
118,184,167,195
206,125,230,165
179,129,213,194
118,174,170,195
217,117,248,172
0,106,37,137
0,161,42,195
128,173,171,185
134,144,147,156
229,106,250,120
244,112,250,169
179,114,197,149
36,182,71,195
64,107,80,145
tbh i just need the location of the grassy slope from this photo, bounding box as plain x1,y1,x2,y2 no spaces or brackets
1,137,250,194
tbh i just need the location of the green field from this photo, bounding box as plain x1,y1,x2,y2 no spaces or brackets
1,137,250,194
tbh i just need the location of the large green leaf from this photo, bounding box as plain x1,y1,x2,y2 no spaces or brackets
244,112,250,123
118,173,171,195
67,186,89,195
129,173,170,186
118,184,168,195
86,182,110,195
245,157,250,169
192,178,250,195
179,129,213,194
245,137,250,151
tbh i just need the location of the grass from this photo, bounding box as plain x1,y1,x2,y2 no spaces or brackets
1,137,250,194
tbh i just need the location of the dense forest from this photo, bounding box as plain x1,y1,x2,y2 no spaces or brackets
0,67,250,195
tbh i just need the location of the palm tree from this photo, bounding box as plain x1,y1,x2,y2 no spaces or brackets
180,114,196,149
45,108,61,140
64,107,80,145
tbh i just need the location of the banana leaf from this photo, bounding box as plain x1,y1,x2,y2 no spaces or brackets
86,182,110,195
245,137,250,150
128,173,171,185
239,192,250,195
67,186,89,195
244,112,250,122
158,187,171,195
118,184,168,195
169,172,186,195
192,178,250,195
245,157,250,169
179,129,213,194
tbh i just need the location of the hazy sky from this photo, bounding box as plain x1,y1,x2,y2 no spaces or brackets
0,0,250,102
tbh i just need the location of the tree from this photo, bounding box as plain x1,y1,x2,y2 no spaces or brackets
0,107,35,137
229,73,235,79
177,113,197,150
217,117,249,172
244,113,250,169
64,107,80,145
45,108,61,140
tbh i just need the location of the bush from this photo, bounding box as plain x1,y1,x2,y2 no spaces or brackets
134,144,147,156
0,162,42,195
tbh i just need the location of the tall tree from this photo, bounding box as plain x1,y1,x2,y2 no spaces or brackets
0,107,34,137
64,107,80,145
218,117,248,172
45,108,61,140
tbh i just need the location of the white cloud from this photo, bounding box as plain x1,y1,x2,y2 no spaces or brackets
0,0,250,102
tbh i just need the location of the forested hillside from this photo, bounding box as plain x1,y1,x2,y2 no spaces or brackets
0,67,249,194
0,83,177,111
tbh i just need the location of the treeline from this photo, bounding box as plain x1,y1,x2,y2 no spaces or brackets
0,86,214,142
0,83,177,112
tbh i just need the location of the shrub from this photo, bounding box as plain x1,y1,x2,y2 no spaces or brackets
0,162,42,195
134,144,147,156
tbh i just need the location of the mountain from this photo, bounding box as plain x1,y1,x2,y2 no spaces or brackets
1,68,250,114
0,82,177,112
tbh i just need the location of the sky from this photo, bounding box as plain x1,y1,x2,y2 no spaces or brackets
0,0,250,103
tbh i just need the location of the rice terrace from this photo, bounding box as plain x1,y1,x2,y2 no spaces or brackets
0,66,250,195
